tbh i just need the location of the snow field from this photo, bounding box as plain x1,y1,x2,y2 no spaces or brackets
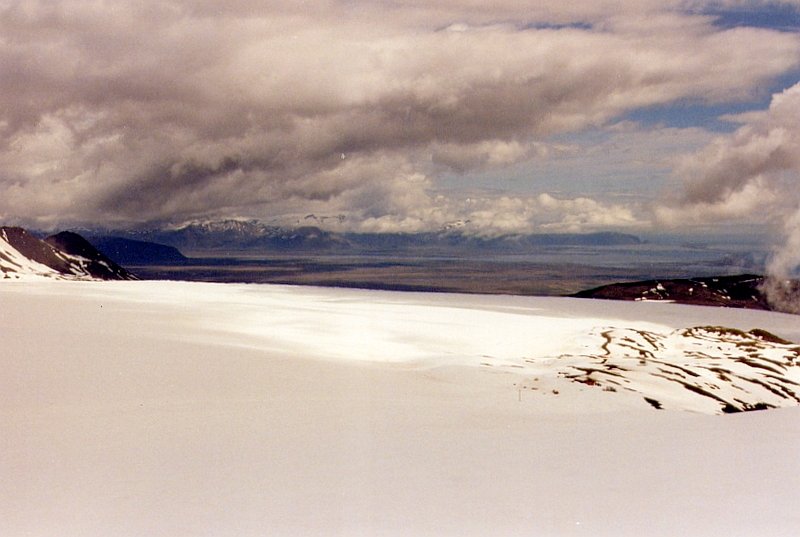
2,280,800,536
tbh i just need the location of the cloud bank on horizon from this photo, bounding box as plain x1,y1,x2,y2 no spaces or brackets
1,0,799,239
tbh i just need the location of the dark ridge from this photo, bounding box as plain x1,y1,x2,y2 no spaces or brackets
46,231,104,258
44,231,136,280
2,226,68,270
572,274,771,310
0,226,135,280
749,329,795,345
92,236,188,266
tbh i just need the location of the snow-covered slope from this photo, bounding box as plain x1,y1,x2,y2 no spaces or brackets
2,281,799,536
0,227,134,280
0,228,62,279
534,325,800,413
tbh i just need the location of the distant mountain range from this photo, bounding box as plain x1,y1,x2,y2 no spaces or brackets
4,222,793,315
3,220,645,279
91,219,643,254
0,227,134,280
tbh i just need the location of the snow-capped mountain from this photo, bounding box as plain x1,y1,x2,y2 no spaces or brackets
0,227,134,280
108,218,641,253
124,219,350,252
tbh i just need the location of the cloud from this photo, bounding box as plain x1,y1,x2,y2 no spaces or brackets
657,82,800,309
656,176,779,225
658,82,800,223
0,1,799,230
342,187,645,235
430,140,534,172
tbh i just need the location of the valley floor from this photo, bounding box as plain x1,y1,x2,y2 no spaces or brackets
1,281,799,536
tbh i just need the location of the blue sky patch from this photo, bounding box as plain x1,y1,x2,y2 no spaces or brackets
703,3,800,32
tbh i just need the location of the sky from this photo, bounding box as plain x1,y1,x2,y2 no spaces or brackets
1,0,800,241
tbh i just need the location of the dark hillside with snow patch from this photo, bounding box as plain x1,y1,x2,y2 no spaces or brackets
573,274,771,310
0,226,135,280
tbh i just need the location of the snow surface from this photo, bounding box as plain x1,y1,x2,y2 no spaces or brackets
2,280,800,536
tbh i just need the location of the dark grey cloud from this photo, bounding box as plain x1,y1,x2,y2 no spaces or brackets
1,1,799,231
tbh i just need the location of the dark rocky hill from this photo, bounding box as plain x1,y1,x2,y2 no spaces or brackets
0,226,135,280
2,226,71,271
44,231,135,280
572,274,770,310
